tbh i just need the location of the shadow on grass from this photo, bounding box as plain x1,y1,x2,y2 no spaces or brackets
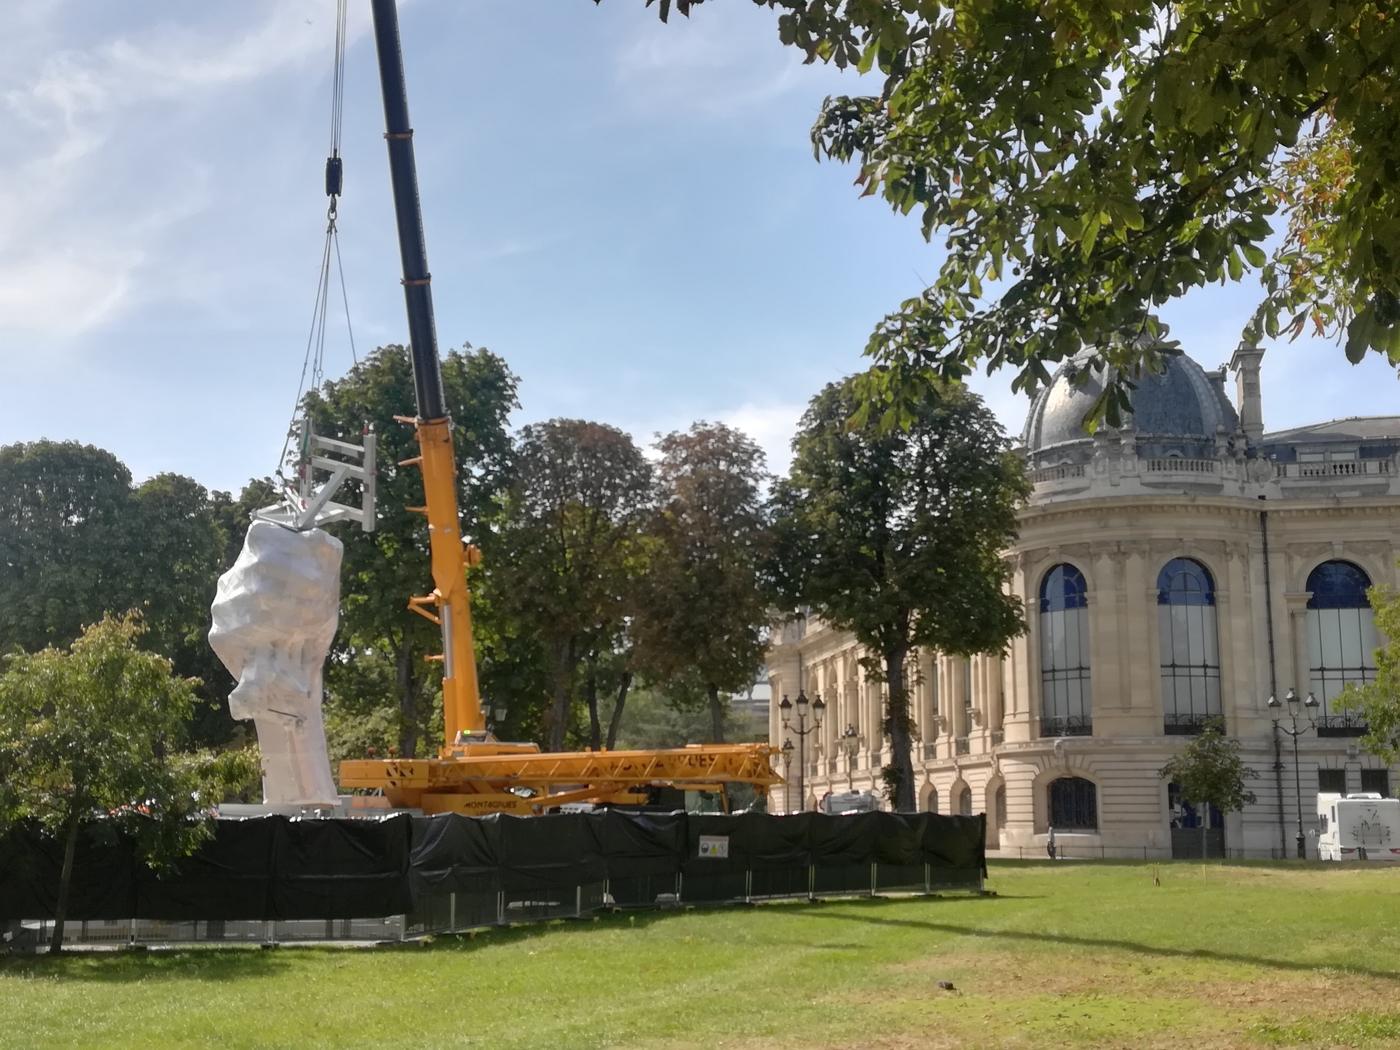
776,897,1400,982
0,895,987,980
0,946,296,983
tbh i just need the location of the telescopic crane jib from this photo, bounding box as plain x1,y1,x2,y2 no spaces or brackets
334,0,780,815
368,0,482,747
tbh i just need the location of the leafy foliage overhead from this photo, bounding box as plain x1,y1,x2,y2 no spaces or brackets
627,0,1400,425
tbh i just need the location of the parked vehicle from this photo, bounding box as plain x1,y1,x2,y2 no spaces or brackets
821,791,880,815
1316,793,1400,861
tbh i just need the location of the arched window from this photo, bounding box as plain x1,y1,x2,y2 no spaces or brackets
994,784,1007,829
1307,561,1377,733
1039,564,1091,737
955,783,973,817
1049,777,1097,830
1157,558,1221,734
926,786,939,813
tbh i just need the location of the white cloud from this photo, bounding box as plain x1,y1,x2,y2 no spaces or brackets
717,400,805,476
613,5,845,119
0,2,372,343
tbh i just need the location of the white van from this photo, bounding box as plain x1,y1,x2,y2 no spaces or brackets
821,791,880,815
1317,793,1400,862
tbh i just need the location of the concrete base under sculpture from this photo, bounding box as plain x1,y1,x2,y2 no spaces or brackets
209,520,342,808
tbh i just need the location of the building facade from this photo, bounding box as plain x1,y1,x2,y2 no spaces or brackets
766,345,1400,858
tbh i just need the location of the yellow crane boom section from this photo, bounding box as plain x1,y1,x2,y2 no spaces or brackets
340,743,780,816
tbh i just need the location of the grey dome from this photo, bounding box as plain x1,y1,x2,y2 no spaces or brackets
1023,349,1239,453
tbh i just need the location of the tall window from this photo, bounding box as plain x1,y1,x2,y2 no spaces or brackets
955,784,973,817
1361,770,1390,796
1317,769,1347,794
1307,561,1377,734
1039,564,1091,737
1157,558,1221,734
1049,777,1097,830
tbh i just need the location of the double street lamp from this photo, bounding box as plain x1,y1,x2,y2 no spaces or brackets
778,689,825,811
1268,687,1319,859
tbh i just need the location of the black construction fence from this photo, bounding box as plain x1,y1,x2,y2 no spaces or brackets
0,810,986,946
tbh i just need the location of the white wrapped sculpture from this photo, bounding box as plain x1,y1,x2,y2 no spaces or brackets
209,520,343,807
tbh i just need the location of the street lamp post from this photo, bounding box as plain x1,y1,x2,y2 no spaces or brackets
778,689,825,811
1268,687,1319,859
839,723,865,792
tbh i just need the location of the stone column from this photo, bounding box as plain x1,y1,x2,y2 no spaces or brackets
1230,342,1266,445
1121,548,1157,716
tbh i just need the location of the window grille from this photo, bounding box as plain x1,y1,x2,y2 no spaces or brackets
1157,558,1222,731
1040,564,1091,737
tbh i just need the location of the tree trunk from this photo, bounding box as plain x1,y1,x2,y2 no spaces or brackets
884,645,916,813
605,671,633,751
1201,806,1209,859
585,653,602,751
396,639,418,759
544,638,575,752
707,683,726,743
49,814,81,955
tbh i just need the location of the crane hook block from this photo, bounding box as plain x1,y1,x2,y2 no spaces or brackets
325,155,344,199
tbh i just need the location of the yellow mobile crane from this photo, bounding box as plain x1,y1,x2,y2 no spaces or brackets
336,1,779,816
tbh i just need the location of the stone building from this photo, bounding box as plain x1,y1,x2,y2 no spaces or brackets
765,344,1400,858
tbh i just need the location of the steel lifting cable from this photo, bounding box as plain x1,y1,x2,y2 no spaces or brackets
277,0,358,477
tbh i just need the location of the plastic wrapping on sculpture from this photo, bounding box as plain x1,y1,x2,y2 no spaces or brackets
209,520,343,808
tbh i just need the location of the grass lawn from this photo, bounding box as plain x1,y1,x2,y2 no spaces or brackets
3,861,1399,1049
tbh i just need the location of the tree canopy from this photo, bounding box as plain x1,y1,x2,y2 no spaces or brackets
486,418,654,751
0,440,267,746
632,423,772,742
771,373,1027,811
631,0,1400,425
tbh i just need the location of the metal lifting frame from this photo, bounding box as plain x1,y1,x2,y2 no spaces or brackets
256,413,377,532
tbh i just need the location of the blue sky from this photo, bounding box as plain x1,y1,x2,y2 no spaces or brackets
1,0,1396,494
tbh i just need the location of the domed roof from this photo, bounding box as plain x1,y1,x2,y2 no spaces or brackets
1023,348,1239,453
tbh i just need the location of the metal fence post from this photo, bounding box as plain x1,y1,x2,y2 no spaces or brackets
449,892,457,932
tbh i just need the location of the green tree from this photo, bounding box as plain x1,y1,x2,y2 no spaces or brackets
770,373,1027,812
126,473,231,746
632,422,771,742
1339,583,1400,765
0,441,134,652
0,614,255,953
0,442,243,746
302,344,518,758
1159,721,1259,859
632,1,1400,422
487,419,653,751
